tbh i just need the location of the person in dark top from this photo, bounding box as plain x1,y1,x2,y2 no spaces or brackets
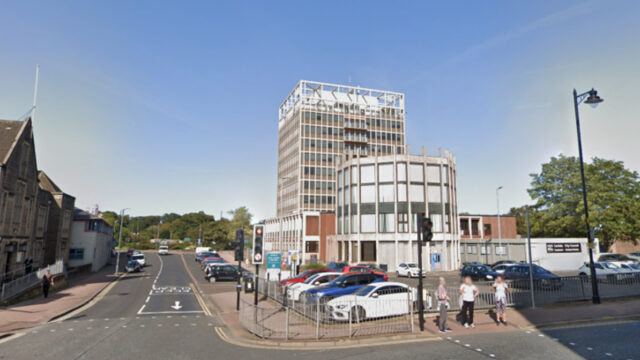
42,270,53,298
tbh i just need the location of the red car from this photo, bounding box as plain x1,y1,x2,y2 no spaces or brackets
343,265,388,280
279,269,329,288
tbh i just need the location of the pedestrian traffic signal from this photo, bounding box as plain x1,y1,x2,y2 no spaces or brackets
234,229,244,261
253,225,264,265
422,216,433,243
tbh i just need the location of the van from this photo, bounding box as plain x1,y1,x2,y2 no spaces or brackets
195,247,214,255
158,246,169,255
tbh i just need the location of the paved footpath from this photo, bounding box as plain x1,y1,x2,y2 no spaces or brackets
0,257,122,336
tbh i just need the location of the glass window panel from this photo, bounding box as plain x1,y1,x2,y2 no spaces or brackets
361,184,375,203
345,167,350,185
361,165,375,183
378,163,394,183
351,166,358,184
431,214,442,232
379,213,395,233
338,189,343,206
410,163,424,182
337,216,342,235
427,166,440,183
345,186,350,205
351,185,358,203
409,184,424,202
352,214,358,233
428,185,442,203
378,184,394,202
361,214,375,233
397,183,407,202
397,162,406,182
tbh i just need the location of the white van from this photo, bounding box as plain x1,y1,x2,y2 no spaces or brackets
158,246,169,255
195,247,215,255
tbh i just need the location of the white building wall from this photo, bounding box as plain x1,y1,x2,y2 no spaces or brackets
69,220,112,272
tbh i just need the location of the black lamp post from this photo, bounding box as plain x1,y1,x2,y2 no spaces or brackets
572,88,603,304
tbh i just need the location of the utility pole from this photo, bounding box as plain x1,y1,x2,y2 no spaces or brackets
114,208,128,275
526,207,536,308
416,213,425,331
496,186,503,254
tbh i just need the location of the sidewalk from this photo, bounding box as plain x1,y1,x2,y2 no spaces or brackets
0,265,120,336
208,289,640,347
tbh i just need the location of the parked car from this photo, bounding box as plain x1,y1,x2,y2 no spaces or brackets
627,252,640,262
460,264,499,281
597,253,636,267
503,264,561,289
288,272,342,301
578,262,625,282
326,282,415,322
343,266,388,280
125,260,142,273
196,252,218,263
131,253,146,267
195,247,215,256
158,246,169,255
618,263,640,281
327,262,349,272
491,260,518,267
492,264,515,274
279,269,328,288
201,258,225,270
205,264,239,283
357,264,386,273
396,263,426,278
301,273,386,306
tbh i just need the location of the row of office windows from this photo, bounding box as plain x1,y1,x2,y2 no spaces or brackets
303,167,336,177
303,152,341,164
338,183,449,204
303,180,336,191
338,162,448,187
302,195,335,205
337,213,448,235
302,111,403,130
466,245,509,256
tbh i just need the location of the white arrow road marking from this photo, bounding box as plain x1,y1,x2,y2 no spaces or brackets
171,301,182,310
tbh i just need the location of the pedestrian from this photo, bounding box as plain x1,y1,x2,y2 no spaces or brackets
458,276,479,328
437,277,452,333
42,270,53,299
491,275,510,325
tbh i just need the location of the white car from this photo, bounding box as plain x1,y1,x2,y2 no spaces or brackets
492,264,514,274
625,252,640,262
288,272,342,301
597,253,636,267
326,282,415,322
578,262,625,281
158,246,169,255
396,263,425,278
619,263,640,278
131,253,146,267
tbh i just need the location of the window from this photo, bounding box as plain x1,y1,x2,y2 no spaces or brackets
379,213,395,233
378,163,394,182
351,215,358,233
69,248,84,260
337,216,342,234
483,224,492,236
409,163,423,182
378,184,394,202
427,166,440,182
305,241,319,253
471,220,480,235
428,185,441,202
338,189,343,206
361,165,375,183
361,214,375,233
467,245,477,254
351,185,358,203
337,170,343,188
344,187,350,205
495,246,508,256
397,162,406,182
361,184,375,203
481,246,491,255
409,184,424,202
397,183,407,202
351,166,358,184
397,213,408,233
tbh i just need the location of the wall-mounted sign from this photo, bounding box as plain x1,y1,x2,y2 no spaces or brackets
546,243,581,253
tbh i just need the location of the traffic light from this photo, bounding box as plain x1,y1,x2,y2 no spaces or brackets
253,225,264,264
422,216,433,244
234,229,244,261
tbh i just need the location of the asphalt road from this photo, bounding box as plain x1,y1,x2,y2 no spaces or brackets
2,251,639,360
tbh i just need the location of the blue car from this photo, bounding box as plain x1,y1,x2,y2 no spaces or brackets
302,273,386,305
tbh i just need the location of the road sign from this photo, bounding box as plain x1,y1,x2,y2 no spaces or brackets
266,253,281,269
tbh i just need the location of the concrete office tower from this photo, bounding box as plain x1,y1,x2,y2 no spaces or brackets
277,80,406,217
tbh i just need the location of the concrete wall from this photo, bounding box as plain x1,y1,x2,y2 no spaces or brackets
69,220,112,272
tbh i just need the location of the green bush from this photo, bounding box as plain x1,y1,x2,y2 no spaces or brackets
300,263,326,271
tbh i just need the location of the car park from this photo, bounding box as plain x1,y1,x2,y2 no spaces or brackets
288,272,342,301
279,269,328,288
125,260,142,273
301,273,386,306
326,282,414,322
158,246,169,255
460,264,500,281
396,263,426,278
503,264,561,289
131,253,145,267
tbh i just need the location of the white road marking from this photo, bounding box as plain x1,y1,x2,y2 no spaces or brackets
68,328,73,331
138,310,204,315
538,334,544,337
605,353,612,357
145,296,150,303
137,305,146,314
157,324,163,327
464,344,470,347
475,348,482,352
526,330,531,334
105,326,109,329
569,342,576,346
174,323,180,327
587,347,593,351
489,355,495,358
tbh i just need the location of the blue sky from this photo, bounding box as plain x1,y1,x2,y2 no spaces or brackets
1,1,639,220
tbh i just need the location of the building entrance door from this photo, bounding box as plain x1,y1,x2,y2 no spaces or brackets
430,253,441,271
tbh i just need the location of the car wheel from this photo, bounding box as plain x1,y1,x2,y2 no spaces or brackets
350,306,366,323
209,277,217,283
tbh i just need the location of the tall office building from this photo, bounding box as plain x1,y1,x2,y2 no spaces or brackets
277,80,406,217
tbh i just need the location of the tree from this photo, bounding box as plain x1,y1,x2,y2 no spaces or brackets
524,154,640,249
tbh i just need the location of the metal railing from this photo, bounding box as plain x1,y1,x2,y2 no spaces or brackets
1,260,65,302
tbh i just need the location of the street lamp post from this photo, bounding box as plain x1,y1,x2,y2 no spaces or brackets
496,186,503,254
114,208,129,275
573,88,603,304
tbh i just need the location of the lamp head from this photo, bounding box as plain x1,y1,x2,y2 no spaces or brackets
584,89,603,108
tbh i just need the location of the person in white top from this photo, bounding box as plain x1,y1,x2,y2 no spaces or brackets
491,275,510,325
458,276,479,328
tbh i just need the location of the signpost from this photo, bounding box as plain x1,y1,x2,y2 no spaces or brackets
266,253,281,269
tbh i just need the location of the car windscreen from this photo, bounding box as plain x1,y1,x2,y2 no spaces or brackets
126,261,138,266
603,263,619,269
476,265,491,272
304,274,321,284
327,274,352,287
533,266,549,274
356,285,376,296
159,246,168,250
407,263,418,268
132,255,144,260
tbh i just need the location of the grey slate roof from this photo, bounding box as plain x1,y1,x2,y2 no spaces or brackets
0,119,26,165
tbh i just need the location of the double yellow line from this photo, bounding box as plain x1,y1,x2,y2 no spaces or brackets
190,282,212,316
